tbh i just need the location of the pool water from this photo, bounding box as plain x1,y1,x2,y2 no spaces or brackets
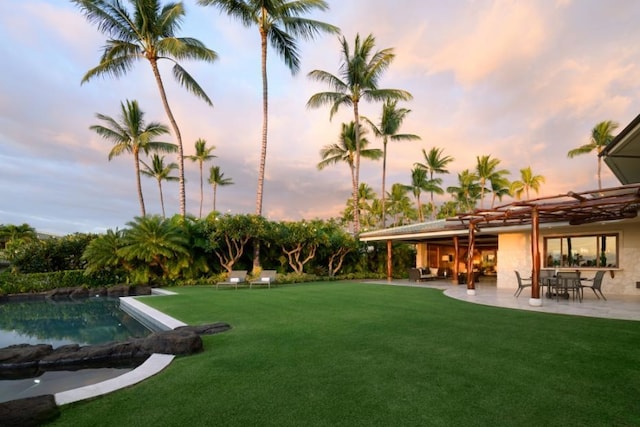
0,296,152,403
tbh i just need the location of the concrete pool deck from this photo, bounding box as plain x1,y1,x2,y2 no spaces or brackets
54,289,186,406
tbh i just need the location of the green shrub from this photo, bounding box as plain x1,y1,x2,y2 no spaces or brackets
0,270,122,295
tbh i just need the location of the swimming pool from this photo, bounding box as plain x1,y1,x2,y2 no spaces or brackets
0,296,152,403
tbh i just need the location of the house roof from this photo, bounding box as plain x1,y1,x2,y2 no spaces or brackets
601,113,640,184
360,184,640,242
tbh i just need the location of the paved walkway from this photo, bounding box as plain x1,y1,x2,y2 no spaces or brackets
366,278,640,322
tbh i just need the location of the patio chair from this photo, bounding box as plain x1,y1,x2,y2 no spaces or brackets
538,269,556,298
579,270,607,300
514,271,532,297
216,270,248,290
249,270,277,289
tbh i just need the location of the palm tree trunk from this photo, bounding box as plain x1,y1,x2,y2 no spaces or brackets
353,102,361,235
158,180,166,218
134,151,146,216
199,162,204,218
149,59,186,217
597,156,602,190
253,25,270,271
213,183,218,212
381,139,388,228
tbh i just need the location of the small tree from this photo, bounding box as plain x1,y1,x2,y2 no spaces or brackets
205,214,267,273
275,220,324,274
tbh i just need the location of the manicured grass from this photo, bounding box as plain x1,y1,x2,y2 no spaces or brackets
51,282,640,426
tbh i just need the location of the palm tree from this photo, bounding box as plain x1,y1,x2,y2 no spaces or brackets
447,169,481,213
386,183,415,226
363,99,420,227
414,147,454,219
198,0,339,217
208,165,234,212
317,122,382,232
73,0,218,217
408,166,429,222
510,167,546,200
489,175,511,208
90,99,174,216
567,120,620,190
307,33,412,234
475,155,509,209
187,139,217,218
140,154,179,218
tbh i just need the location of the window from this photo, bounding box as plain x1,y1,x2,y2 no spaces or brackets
544,234,618,268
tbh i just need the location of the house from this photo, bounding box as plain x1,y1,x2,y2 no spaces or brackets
361,116,640,305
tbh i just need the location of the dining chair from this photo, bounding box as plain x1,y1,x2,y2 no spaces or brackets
514,271,532,297
579,270,607,300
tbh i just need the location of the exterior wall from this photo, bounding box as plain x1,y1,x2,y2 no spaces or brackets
496,218,640,296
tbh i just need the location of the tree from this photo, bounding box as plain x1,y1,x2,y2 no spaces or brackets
307,33,412,234
91,99,174,216
510,167,545,200
408,166,429,222
274,220,323,274
73,0,217,217
187,139,216,218
567,120,620,190
386,183,415,227
197,0,338,213
414,147,454,219
208,166,234,212
489,175,511,208
447,169,481,213
204,214,267,273
317,122,382,232
117,215,191,285
0,223,36,250
140,154,179,218
475,155,509,209
82,229,126,276
363,99,420,227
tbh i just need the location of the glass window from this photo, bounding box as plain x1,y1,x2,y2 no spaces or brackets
544,234,618,268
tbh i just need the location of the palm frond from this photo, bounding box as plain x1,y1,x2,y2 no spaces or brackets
171,63,214,106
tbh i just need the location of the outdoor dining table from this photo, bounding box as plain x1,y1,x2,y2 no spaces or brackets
551,271,582,302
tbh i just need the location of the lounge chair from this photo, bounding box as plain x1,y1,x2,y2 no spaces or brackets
216,270,247,290
249,270,277,289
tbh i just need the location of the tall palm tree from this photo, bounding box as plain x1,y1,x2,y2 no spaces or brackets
140,154,179,218
73,0,218,217
567,120,620,190
475,155,509,209
489,175,511,208
408,166,429,222
386,183,415,227
198,0,339,217
363,99,420,227
510,167,546,200
447,169,481,213
90,99,174,216
307,33,412,234
317,122,382,232
187,139,217,218
208,165,234,212
414,147,454,219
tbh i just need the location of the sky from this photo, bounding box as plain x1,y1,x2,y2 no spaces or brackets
2,0,640,236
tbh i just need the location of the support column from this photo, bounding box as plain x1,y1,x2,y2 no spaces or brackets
466,223,476,295
453,236,460,284
529,207,542,306
386,239,392,281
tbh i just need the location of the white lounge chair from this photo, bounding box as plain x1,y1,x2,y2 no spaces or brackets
216,270,247,290
249,270,277,289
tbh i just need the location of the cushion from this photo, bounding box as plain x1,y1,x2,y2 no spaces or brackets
230,277,239,283
429,268,438,276
261,277,271,282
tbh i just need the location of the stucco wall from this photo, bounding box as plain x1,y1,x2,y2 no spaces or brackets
496,219,640,296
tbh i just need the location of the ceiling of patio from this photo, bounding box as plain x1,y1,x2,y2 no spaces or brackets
601,113,640,185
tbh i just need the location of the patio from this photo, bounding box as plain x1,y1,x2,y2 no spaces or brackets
366,278,640,322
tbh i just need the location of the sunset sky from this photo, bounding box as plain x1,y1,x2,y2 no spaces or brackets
2,0,640,235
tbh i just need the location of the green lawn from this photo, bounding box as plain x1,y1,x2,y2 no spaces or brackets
51,282,640,426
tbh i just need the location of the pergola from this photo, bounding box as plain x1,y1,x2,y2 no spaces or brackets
448,184,640,301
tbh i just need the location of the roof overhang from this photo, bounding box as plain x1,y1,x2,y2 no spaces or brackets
601,114,640,184
359,184,640,243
